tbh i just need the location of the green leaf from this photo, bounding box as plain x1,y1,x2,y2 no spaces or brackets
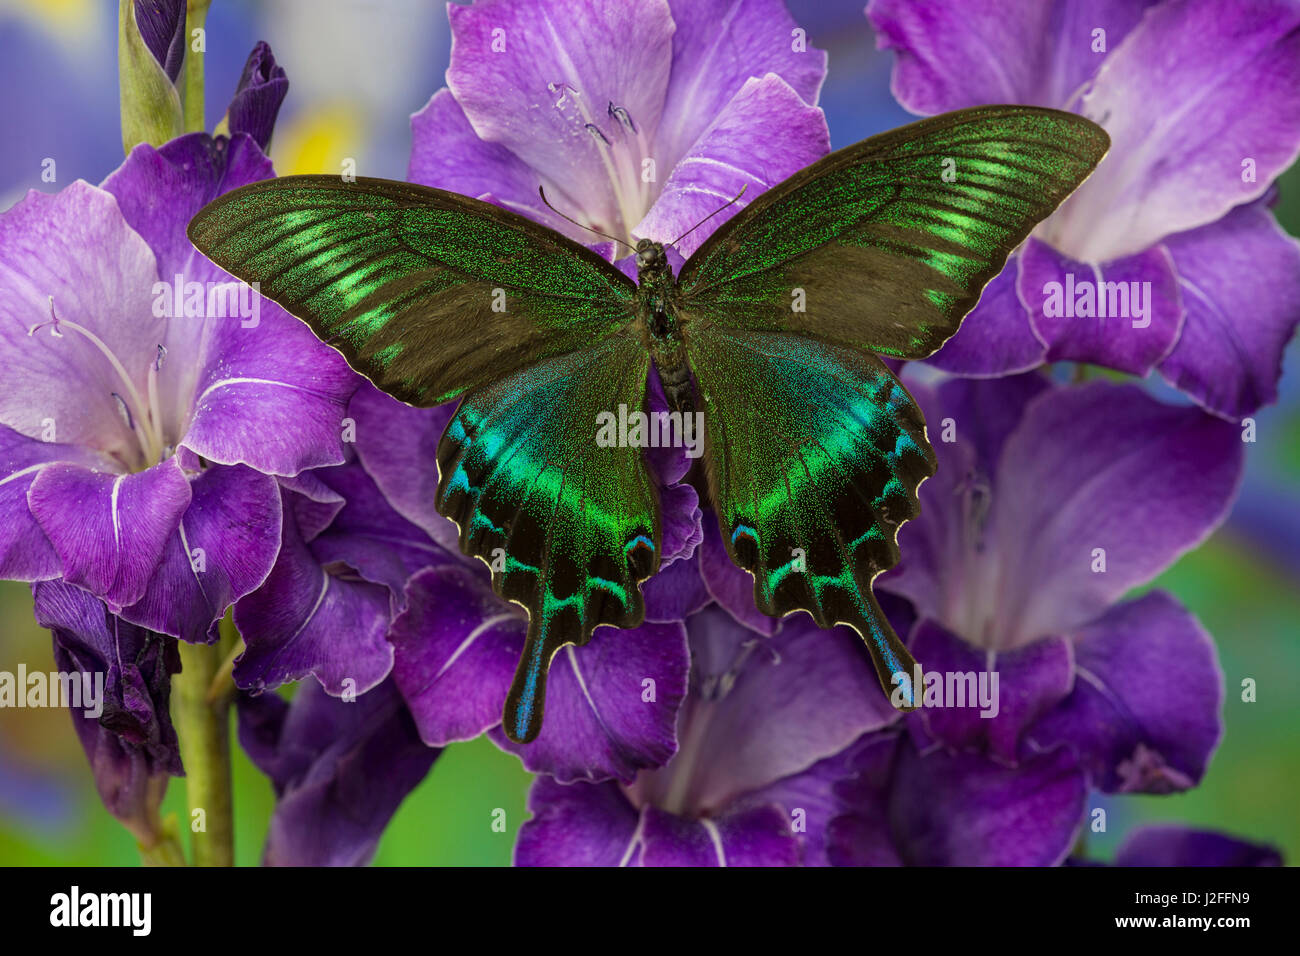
118,0,184,155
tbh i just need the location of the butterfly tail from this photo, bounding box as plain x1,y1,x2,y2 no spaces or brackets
502,616,564,744
849,588,920,711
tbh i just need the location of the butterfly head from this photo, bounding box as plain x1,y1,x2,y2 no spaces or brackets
634,238,670,277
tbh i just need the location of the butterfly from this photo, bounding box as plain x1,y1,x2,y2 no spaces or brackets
188,104,1108,743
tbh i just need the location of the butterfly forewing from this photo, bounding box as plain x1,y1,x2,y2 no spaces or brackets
186,176,637,406
677,105,1110,359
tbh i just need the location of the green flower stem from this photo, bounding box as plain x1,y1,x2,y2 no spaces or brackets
174,616,236,866
137,811,188,867
183,0,213,134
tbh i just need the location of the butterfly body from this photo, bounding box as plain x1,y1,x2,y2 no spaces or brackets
188,105,1109,743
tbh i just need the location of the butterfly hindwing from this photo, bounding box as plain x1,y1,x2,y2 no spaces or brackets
187,175,637,406
677,105,1110,359
436,331,660,743
683,324,933,695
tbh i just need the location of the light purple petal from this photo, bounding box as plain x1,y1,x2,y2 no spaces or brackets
639,804,799,866
1158,202,1300,419
233,494,393,696
390,564,524,746
1052,0,1300,260
0,182,162,460
349,381,462,553
642,553,711,622
493,620,689,783
698,509,778,636
1028,591,1222,794
0,425,104,581
739,742,861,867
636,74,829,257
28,456,191,610
119,464,281,645
924,261,1047,375
514,777,641,866
657,0,826,168
868,0,1153,114
910,619,1073,764
238,679,438,867
991,382,1242,644
1020,238,1183,375
446,0,675,238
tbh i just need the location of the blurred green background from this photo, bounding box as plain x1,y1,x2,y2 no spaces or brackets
0,0,1297,865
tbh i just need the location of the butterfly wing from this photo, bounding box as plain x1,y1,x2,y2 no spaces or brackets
187,175,637,405
676,105,1107,696
684,326,931,697
438,331,658,743
677,105,1110,359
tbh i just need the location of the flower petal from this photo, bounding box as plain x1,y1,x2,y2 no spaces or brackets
446,0,675,236
225,43,290,150
739,742,861,867
639,803,799,866
698,509,778,636
657,0,826,167
0,425,104,581
1114,824,1282,867
119,464,281,645
1051,0,1300,260
642,553,711,622
824,732,906,866
867,0,1153,114
514,777,641,866
1158,202,1300,419
910,619,1073,764
233,491,393,696
237,679,438,867
1020,238,1183,375
991,382,1242,643
1028,591,1221,794
0,182,162,458
28,456,191,610
636,73,829,257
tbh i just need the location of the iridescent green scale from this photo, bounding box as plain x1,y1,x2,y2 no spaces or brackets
189,105,1108,742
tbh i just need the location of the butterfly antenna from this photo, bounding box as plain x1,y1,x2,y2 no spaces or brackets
668,184,748,248
538,186,636,254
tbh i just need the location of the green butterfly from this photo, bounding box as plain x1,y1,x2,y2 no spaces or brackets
189,105,1108,743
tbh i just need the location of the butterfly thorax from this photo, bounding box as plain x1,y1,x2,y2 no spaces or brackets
634,239,693,413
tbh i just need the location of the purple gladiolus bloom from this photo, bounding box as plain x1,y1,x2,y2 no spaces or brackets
33,579,182,846
514,603,904,865
823,373,1242,865
0,133,356,644
867,0,1300,420
409,0,830,257
225,42,290,151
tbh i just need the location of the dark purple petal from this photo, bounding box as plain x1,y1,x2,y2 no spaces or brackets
990,382,1242,644
1020,238,1183,376
133,0,186,83
237,679,438,867
867,0,1154,114
825,732,905,867
492,619,689,783
1056,0,1300,260
349,381,462,553
657,0,826,168
639,804,799,866
1158,202,1300,419
391,564,524,746
910,619,1072,764
739,742,861,867
35,579,182,842
698,509,778,636
277,470,345,542
642,372,702,562
1028,592,1221,794
514,776,641,866
445,0,675,239
233,492,393,696
0,426,104,582
103,132,274,280
1115,824,1282,867
0,182,163,458
119,464,281,645
888,742,1086,865
225,42,289,150
636,74,829,257
28,456,191,611
642,553,711,623
924,263,1047,375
